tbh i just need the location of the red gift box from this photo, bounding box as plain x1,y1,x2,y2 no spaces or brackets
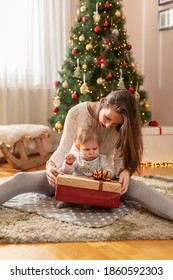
55,174,121,208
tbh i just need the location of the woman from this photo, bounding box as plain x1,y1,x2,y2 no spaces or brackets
0,90,173,221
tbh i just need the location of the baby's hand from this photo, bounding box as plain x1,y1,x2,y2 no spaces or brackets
65,153,76,165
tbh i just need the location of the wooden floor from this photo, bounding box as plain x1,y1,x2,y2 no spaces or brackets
0,162,173,260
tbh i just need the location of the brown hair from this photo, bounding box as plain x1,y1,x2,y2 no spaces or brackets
87,90,143,175
76,126,102,146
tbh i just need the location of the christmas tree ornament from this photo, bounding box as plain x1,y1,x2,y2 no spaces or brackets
79,34,85,42
93,2,101,24
71,92,78,100
122,61,128,67
53,107,58,113
55,121,63,132
97,77,105,85
96,53,108,67
143,102,150,110
103,21,109,28
82,15,89,21
80,5,87,12
54,80,60,87
53,96,61,107
102,37,111,49
71,48,78,55
80,74,89,94
82,63,88,70
75,17,81,22
110,27,119,40
107,72,113,79
117,69,126,89
86,43,93,50
127,44,132,50
68,36,73,45
94,25,101,33
128,85,134,92
104,1,111,10
73,58,81,78
115,10,121,17
62,81,69,88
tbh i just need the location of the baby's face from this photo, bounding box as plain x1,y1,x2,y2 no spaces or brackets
80,140,99,161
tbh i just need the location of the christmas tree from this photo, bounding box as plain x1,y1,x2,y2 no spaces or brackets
48,0,151,133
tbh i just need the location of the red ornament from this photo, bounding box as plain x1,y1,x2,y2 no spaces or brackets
75,17,81,22
103,22,109,28
54,80,60,87
104,1,111,9
72,48,78,55
82,15,89,21
127,44,132,50
149,120,159,127
107,73,113,79
71,92,78,100
53,107,58,113
122,61,128,67
128,86,134,92
94,25,101,33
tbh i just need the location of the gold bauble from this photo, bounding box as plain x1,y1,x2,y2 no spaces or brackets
82,63,87,70
143,102,150,110
62,81,69,88
80,5,87,12
86,43,93,50
115,10,121,17
55,121,63,130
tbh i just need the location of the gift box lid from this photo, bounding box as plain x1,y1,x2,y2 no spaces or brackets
56,174,121,193
142,125,173,136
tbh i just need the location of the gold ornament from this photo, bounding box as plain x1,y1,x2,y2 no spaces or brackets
55,121,63,132
143,102,150,110
53,96,61,107
80,5,87,12
82,63,87,70
86,43,93,50
115,10,121,17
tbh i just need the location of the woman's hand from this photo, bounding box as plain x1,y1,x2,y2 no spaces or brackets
46,162,64,188
118,169,130,195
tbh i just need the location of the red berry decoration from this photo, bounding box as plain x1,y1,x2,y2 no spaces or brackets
107,73,113,79
71,92,78,100
128,86,134,92
72,48,78,55
104,1,111,9
54,80,60,87
127,44,132,50
94,25,101,33
53,107,58,113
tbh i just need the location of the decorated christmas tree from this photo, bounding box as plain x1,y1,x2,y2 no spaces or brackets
48,0,151,133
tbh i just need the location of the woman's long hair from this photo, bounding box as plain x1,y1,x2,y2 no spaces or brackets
88,90,143,175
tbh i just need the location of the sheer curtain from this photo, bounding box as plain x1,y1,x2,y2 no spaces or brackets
0,0,72,125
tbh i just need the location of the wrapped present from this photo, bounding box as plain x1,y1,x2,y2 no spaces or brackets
55,174,121,208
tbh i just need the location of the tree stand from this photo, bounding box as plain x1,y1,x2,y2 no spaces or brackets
0,124,53,170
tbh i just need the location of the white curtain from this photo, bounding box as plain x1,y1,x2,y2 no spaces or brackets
0,0,72,125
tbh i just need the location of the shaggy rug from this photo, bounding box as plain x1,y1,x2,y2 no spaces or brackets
0,175,173,243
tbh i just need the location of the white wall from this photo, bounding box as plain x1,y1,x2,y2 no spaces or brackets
123,0,173,125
